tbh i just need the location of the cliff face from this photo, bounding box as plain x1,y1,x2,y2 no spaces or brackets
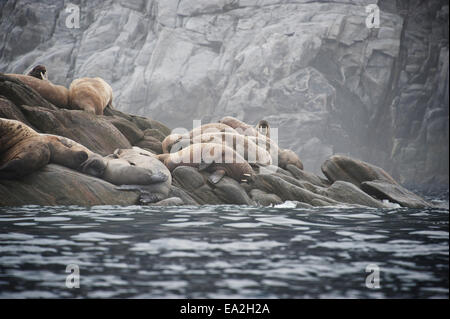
0,0,448,189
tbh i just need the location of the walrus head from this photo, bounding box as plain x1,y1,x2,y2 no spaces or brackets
27,65,47,80
256,120,270,138
80,155,107,177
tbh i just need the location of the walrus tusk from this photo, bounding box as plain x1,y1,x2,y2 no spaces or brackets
41,71,48,80
243,173,251,177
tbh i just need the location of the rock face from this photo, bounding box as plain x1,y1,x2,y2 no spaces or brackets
0,0,447,189
0,164,140,206
321,155,398,187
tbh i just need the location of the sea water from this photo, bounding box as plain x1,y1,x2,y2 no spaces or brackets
0,200,448,298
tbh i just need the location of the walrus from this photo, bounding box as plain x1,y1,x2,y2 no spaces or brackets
157,143,254,184
5,73,69,108
220,118,303,170
246,132,303,170
256,120,270,139
162,123,238,153
108,147,173,203
219,116,259,136
26,65,47,80
191,132,273,166
0,118,106,179
69,77,113,115
101,147,170,186
278,148,304,170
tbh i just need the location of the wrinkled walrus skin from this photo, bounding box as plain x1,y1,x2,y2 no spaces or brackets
69,77,113,115
0,118,106,179
157,143,254,183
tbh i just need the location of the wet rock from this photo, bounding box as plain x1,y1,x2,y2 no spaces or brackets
250,189,283,206
105,116,144,145
286,164,330,187
294,202,315,209
321,155,398,187
252,174,340,207
104,106,171,137
135,136,163,154
361,180,432,209
151,197,184,206
318,181,387,208
168,185,199,205
0,164,140,206
0,96,30,124
171,166,223,205
18,105,131,155
0,74,57,111
143,128,166,142
210,176,254,205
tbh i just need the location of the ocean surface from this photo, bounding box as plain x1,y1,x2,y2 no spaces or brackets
0,199,448,299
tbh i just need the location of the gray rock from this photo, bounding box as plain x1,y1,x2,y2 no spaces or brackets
0,164,140,206
321,155,398,187
0,95,30,124
168,185,199,205
151,197,184,206
18,105,131,156
252,174,340,207
135,136,163,154
286,164,330,187
210,176,254,205
250,189,283,206
319,181,388,208
361,180,432,209
105,116,144,145
171,166,223,204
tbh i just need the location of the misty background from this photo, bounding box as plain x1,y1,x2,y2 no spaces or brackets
0,0,448,190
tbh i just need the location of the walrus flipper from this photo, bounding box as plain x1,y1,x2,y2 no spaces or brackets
148,171,168,184
208,169,226,184
0,159,25,179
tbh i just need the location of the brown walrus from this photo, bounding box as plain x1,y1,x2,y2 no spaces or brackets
219,116,259,136
5,73,69,108
162,123,238,153
278,148,304,170
220,117,304,170
192,132,273,166
157,143,254,184
0,118,106,179
69,77,113,115
27,65,47,80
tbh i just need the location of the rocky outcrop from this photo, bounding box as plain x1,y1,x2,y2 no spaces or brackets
361,180,431,208
0,0,447,189
321,155,398,187
0,72,433,208
0,164,140,206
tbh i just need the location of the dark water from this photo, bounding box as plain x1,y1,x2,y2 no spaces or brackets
0,202,448,299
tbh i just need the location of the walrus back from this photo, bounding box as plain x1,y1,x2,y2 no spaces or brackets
69,77,112,115
6,74,69,108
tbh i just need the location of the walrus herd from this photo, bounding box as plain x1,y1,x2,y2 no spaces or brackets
0,65,432,208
